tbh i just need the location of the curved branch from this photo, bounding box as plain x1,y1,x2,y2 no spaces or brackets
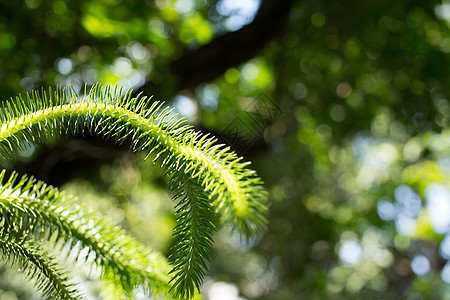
0,85,267,297
0,234,78,300
0,178,172,297
0,86,266,230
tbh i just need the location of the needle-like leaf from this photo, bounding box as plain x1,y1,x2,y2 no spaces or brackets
0,85,267,298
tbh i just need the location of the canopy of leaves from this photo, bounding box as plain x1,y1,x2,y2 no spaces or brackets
1,0,450,299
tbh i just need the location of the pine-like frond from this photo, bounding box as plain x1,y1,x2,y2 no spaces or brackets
0,85,268,298
0,170,172,298
0,232,79,299
0,85,267,234
168,173,215,299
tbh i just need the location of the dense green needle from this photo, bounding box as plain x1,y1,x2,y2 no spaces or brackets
0,85,267,299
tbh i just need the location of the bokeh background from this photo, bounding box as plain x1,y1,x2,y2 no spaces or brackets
1,0,450,299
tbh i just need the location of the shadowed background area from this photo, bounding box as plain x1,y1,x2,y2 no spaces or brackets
1,0,450,299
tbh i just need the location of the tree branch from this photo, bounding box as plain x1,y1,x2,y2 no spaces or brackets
168,0,294,90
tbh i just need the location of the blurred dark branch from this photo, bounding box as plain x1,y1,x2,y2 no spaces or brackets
144,0,294,92
12,137,128,186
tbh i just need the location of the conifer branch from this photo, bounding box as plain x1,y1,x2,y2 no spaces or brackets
0,232,78,299
0,170,172,297
0,85,267,298
168,173,216,299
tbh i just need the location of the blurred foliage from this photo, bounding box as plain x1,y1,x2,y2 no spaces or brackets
2,0,450,299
